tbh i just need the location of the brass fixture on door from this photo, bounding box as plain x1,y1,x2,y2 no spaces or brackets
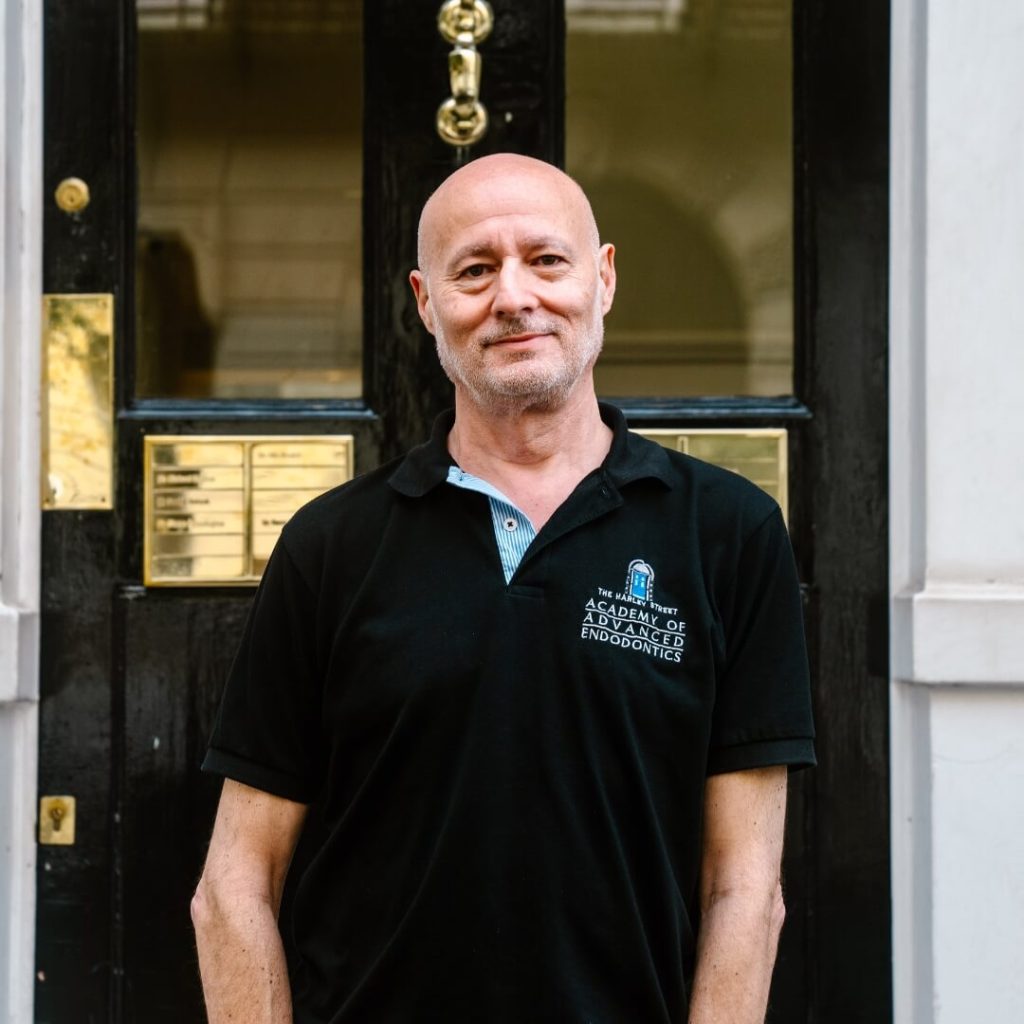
54,177,91,214
436,0,493,146
39,796,76,846
41,294,114,510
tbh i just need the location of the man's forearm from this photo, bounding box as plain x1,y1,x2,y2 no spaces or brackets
192,883,293,1024
687,884,785,1024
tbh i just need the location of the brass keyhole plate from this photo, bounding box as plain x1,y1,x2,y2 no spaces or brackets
39,795,76,846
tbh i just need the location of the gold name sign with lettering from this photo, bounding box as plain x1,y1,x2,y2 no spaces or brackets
143,435,354,586
633,428,788,520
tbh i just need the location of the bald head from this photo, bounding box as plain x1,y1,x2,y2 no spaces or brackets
416,154,601,275
407,153,617,414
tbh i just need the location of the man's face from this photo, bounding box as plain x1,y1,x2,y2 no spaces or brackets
410,160,616,414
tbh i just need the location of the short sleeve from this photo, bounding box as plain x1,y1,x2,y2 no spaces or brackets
201,538,324,802
707,508,816,775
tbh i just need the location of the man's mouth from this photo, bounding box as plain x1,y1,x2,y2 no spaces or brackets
482,329,557,348
488,333,546,346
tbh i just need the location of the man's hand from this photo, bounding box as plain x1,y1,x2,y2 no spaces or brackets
191,779,308,1024
687,766,789,1024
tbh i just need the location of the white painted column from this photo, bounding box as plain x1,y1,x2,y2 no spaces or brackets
891,1,1024,1022
0,2,42,1021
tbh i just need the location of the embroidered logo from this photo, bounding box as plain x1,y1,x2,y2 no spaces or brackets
626,559,654,602
580,559,686,664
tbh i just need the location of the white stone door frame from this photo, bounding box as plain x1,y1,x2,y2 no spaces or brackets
0,1,42,1021
890,1,1024,1022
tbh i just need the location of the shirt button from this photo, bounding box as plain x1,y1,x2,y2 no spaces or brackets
503,516,518,531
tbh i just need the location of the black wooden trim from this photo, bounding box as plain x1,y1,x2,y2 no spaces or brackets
109,578,128,1022
119,0,138,414
617,397,812,422
38,2,130,1019
792,0,812,412
359,7,375,413
791,0,892,1019
120,398,807,426
120,401,381,423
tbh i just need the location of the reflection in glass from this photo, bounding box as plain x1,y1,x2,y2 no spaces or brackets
567,0,794,396
136,2,363,398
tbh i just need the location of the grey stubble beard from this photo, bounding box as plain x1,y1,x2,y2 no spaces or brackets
434,315,603,416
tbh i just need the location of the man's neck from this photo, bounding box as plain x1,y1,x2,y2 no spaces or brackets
447,382,613,530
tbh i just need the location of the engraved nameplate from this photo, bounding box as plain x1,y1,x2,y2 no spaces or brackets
144,435,354,586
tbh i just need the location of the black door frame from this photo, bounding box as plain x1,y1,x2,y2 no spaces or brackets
791,1,892,1016
37,1,889,1020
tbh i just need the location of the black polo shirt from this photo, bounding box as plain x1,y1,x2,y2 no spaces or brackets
203,403,815,1024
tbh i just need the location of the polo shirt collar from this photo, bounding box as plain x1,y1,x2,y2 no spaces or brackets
599,402,674,491
387,402,673,498
388,409,457,497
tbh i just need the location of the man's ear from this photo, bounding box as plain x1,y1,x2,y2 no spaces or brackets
409,270,436,335
597,243,617,315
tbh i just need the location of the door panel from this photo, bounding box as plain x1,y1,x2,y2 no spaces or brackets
38,2,890,1021
36,514,115,1021
118,593,247,1021
566,3,796,397
135,14,365,400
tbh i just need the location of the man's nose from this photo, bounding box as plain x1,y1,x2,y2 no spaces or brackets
491,261,537,317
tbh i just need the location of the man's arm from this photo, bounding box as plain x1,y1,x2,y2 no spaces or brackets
191,779,309,1024
688,766,788,1024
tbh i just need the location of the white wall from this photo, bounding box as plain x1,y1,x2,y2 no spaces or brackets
890,1,1024,1021
0,1,41,1021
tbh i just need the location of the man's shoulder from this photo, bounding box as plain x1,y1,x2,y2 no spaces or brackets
276,454,406,571
288,456,402,527
649,440,781,535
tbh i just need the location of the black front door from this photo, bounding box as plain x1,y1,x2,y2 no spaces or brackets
37,2,889,1021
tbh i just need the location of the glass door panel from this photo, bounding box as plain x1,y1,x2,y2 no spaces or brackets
566,0,794,397
136,1,363,398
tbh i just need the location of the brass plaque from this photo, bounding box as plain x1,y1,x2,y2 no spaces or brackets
153,490,244,513
635,428,789,520
144,435,354,586
152,513,246,536
251,441,352,465
151,442,244,467
39,795,76,846
42,294,114,509
251,466,349,490
153,467,245,490
151,555,249,580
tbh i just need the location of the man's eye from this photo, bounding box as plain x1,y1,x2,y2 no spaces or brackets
536,254,563,267
460,264,489,278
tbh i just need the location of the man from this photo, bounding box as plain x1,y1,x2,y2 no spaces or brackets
191,154,815,1023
